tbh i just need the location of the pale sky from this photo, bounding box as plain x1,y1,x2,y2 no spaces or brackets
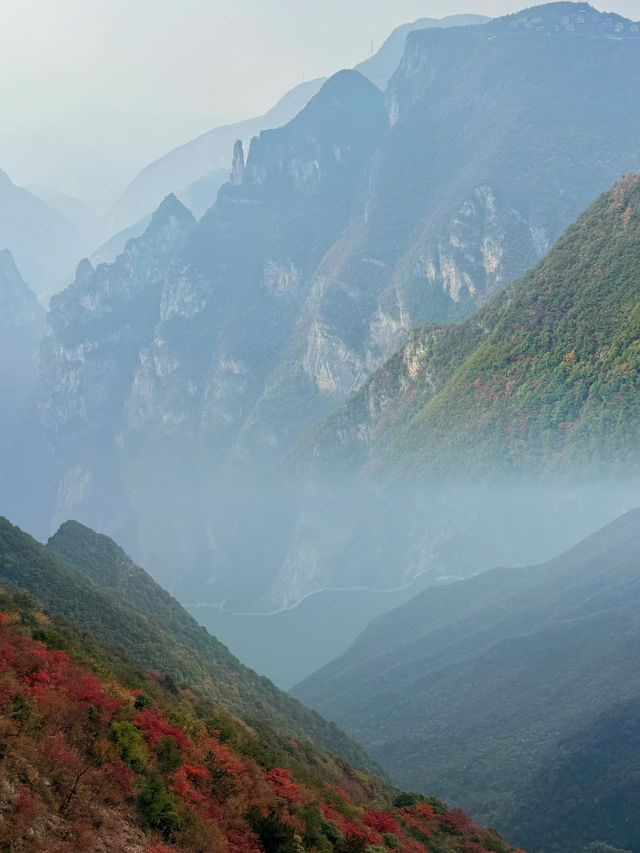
3,0,640,123
0,0,638,208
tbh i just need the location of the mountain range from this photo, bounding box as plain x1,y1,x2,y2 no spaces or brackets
0,168,84,299
267,172,640,611
294,509,640,853
5,4,640,615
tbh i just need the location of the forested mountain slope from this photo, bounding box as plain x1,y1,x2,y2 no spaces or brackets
295,510,640,852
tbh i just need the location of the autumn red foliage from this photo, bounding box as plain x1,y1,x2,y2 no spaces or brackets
0,605,521,852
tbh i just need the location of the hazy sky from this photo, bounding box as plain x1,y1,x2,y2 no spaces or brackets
0,0,638,207
2,0,639,123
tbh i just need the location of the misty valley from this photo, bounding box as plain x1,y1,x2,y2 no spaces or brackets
0,3,639,852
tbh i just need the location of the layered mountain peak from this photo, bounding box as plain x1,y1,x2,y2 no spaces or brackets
0,246,22,283
308,67,377,103
146,191,195,234
48,518,156,593
73,256,95,287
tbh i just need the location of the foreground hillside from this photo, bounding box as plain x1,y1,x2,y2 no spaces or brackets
0,590,522,852
294,510,640,853
0,524,520,853
0,518,372,772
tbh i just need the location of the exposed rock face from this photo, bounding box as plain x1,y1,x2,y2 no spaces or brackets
251,5,640,451
230,140,245,186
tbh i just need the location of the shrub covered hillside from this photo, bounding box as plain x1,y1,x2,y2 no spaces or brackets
0,517,374,773
0,589,521,852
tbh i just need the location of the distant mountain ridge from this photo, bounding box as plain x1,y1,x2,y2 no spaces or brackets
101,78,326,240
294,509,640,852
0,249,44,447
0,168,84,299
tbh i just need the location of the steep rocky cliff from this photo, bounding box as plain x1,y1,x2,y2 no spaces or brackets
301,175,640,477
